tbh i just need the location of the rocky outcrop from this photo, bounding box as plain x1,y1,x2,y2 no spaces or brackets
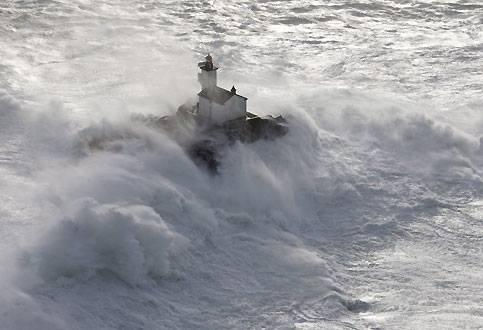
137,106,288,173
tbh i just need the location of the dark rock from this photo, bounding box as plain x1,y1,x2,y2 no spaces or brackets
132,107,288,173
187,140,220,174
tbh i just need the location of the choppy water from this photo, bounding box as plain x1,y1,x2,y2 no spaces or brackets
1,1,482,329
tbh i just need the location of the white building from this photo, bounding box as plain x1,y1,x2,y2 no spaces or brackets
196,55,247,125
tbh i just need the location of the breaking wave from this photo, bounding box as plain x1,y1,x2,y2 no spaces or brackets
35,198,187,285
20,88,481,285
0,84,481,329
0,0,482,327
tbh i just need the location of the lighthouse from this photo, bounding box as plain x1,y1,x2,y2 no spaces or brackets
198,54,217,89
161,55,288,171
196,55,247,125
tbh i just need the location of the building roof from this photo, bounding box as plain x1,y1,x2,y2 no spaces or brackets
198,86,247,105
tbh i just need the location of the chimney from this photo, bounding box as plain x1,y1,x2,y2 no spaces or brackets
231,85,236,94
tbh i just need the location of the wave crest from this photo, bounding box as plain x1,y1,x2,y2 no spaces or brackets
35,198,187,285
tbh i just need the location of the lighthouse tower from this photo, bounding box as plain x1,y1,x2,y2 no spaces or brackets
196,55,247,125
198,54,218,90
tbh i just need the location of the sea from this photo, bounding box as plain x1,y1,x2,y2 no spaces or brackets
0,0,482,329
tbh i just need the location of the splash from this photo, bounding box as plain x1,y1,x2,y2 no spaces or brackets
35,198,187,285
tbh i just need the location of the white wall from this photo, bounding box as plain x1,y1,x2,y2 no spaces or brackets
209,102,228,124
198,95,247,125
198,70,217,90
230,96,247,119
198,97,211,119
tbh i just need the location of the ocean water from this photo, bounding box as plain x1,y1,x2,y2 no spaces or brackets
0,0,482,329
